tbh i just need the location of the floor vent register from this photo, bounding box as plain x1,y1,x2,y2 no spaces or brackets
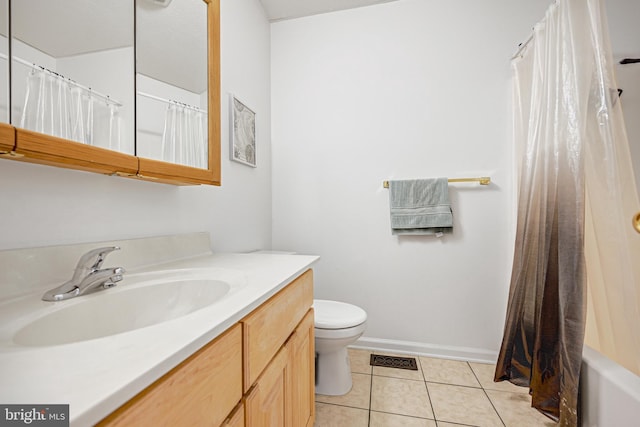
369,354,418,371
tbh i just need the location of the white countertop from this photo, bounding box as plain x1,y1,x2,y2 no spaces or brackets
0,252,318,426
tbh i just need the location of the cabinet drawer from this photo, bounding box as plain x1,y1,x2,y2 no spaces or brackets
242,269,313,391
98,324,242,427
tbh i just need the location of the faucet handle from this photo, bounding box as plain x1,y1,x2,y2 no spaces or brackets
76,246,121,272
102,267,126,289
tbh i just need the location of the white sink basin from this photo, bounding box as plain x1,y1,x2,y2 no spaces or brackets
10,269,246,346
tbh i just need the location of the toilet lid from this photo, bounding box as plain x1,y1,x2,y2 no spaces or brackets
313,299,367,329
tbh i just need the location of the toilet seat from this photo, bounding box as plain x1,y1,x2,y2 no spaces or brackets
314,322,367,340
313,299,367,329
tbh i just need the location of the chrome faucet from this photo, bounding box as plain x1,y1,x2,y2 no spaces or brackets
42,246,126,301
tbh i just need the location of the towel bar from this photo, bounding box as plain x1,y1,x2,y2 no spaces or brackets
382,177,491,188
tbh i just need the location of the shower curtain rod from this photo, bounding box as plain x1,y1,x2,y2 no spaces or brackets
0,53,123,107
511,0,558,60
511,32,534,60
382,177,491,188
137,91,207,114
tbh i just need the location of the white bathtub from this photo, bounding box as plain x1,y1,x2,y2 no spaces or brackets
581,346,640,426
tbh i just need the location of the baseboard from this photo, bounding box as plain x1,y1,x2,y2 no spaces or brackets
351,336,499,364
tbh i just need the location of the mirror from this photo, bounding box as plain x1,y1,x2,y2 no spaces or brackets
2,0,218,183
0,0,8,123
10,0,135,154
136,0,209,169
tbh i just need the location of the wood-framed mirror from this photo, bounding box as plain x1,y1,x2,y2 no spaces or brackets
136,0,220,185
0,0,220,185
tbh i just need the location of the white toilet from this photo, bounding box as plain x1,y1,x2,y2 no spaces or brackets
313,299,367,395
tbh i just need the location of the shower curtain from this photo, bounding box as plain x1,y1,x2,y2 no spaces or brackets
494,0,640,425
582,1,640,376
161,102,207,168
20,68,122,151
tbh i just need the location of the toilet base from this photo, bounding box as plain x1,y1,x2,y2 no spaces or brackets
315,347,352,395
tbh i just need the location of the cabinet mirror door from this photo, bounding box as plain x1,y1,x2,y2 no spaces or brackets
0,0,8,124
10,0,135,154
136,0,209,170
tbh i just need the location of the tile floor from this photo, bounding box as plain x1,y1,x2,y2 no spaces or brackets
314,349,557,427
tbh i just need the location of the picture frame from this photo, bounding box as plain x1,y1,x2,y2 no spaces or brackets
230,94,256,167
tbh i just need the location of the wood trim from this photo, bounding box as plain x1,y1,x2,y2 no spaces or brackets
289,309,315,427
222,402,244,427
0,123,15,152
242,269,314,392
209,0,221,185
98,324,242,427
243,385,260,427
244,345,290,427
137,157,215,185
136,0,221,186
14,129,138,175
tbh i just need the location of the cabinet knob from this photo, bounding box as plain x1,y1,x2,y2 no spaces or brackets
633,212,640,233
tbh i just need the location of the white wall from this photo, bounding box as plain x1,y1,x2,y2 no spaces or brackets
616,64,640,195
271,0,550,360
606,0,640,195
0,0,271,255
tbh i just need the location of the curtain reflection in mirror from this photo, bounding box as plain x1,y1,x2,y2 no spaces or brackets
160,101,207,169
0,50,7,124
20,66,122,151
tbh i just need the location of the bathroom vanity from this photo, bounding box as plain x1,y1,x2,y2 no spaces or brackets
98,270,315,427
0,233,318,426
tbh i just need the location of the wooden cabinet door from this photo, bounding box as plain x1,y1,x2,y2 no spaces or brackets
98,324,242,427
222,403,244,427
244,345,290,427
288,309,315,427
0,123,15,154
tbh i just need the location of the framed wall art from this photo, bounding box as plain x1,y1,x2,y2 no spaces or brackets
230,94,256,167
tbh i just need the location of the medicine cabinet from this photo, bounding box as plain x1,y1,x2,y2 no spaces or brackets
0,0,220,186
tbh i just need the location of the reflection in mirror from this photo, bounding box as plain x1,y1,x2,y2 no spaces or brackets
11,0,134,154
0,0,8,123
136,0,208,169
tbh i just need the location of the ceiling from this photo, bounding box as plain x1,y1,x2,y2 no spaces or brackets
259,0,399,21
259,0,639,61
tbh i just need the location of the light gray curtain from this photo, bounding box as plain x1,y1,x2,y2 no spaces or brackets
494,0,598,425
